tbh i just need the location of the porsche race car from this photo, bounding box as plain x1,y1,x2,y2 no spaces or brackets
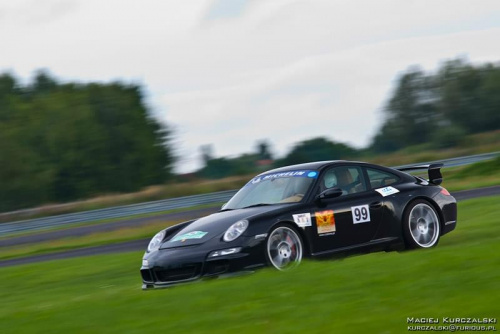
141,160,457,289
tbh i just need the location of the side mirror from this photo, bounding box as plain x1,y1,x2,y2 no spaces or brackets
317,187,343,201
221,203,227,210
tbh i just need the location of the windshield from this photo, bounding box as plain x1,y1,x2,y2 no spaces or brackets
223,170,318,210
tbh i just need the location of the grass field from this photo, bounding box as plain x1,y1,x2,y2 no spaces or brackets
0,196,498,333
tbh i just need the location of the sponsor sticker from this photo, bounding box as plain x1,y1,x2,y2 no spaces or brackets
375,186,400,197
293,213,312,228
246,170,318,186
251,177,261,184
171,231,208,242
351,204,370,224
315,210,336,234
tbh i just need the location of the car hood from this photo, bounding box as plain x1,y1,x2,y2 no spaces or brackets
159,204,290,249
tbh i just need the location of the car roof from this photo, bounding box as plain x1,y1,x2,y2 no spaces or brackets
254,160,411,181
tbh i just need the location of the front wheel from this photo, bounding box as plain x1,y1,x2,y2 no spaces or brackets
266,225,303,270
403,200,441,249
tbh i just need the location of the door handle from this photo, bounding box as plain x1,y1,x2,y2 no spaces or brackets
370,201,383,209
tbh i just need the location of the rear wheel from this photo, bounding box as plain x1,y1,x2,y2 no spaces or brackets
266,225,303,270
403,200,441,249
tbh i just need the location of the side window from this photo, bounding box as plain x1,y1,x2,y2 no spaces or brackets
366,168,400,188
320,166,367,196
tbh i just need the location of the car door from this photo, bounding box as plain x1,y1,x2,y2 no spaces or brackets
363,166,402,239
309,165,384,255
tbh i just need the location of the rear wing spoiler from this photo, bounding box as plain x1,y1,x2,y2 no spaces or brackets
396,163,443,185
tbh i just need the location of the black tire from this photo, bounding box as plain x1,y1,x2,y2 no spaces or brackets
266,224,304,270
403,199,441,249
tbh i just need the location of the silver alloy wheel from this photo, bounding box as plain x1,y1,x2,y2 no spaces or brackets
409,203,440,248
267,226,303,270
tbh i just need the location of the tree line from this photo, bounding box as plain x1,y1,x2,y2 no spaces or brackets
371,58,500,152
0,71,173,212
1,58,499,211
197,137,359,179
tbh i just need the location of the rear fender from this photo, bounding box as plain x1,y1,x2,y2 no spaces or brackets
401,196,445,235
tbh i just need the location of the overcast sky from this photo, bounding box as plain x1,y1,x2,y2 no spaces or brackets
1,0,500,172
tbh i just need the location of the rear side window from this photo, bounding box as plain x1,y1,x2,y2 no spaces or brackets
366,168,400,189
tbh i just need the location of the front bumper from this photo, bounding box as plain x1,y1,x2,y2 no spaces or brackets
140,236,267,289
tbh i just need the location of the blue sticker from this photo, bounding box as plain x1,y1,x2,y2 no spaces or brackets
307,172,317,178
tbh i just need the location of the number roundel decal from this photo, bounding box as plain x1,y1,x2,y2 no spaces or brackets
351,205,370,224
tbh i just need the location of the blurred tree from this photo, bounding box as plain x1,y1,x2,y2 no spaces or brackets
275,137,357,167
200,144,214,165
198,152,259,179
438,59,500,133
371,67,439,153
370,58,500,153
31,70,58,94
0,73,16,96
0,73,18,122
430,124,467,149
478,65,500,131
256,140,273,160
0,71,174,211
198,157,232,179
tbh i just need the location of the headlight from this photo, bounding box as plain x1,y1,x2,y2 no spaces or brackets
147,230,165,252
223,220,248,242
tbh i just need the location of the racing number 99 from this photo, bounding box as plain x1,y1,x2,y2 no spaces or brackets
354,207,368,221
352,204,370,224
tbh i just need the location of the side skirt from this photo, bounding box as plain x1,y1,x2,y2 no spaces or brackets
310,237,400,257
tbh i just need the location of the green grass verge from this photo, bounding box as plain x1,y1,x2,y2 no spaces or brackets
0,175,246,223
0,219,182,261
401,157,500,192
0,202,221,241
0,196,498,333
0,204,221,261
443,157,500,191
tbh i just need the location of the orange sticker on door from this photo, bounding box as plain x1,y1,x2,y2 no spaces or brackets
315,210,336,234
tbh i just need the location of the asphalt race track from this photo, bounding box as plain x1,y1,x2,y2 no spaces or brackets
1,185,499,268
451,185,500,201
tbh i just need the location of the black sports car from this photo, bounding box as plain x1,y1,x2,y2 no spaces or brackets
141,161,457,289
